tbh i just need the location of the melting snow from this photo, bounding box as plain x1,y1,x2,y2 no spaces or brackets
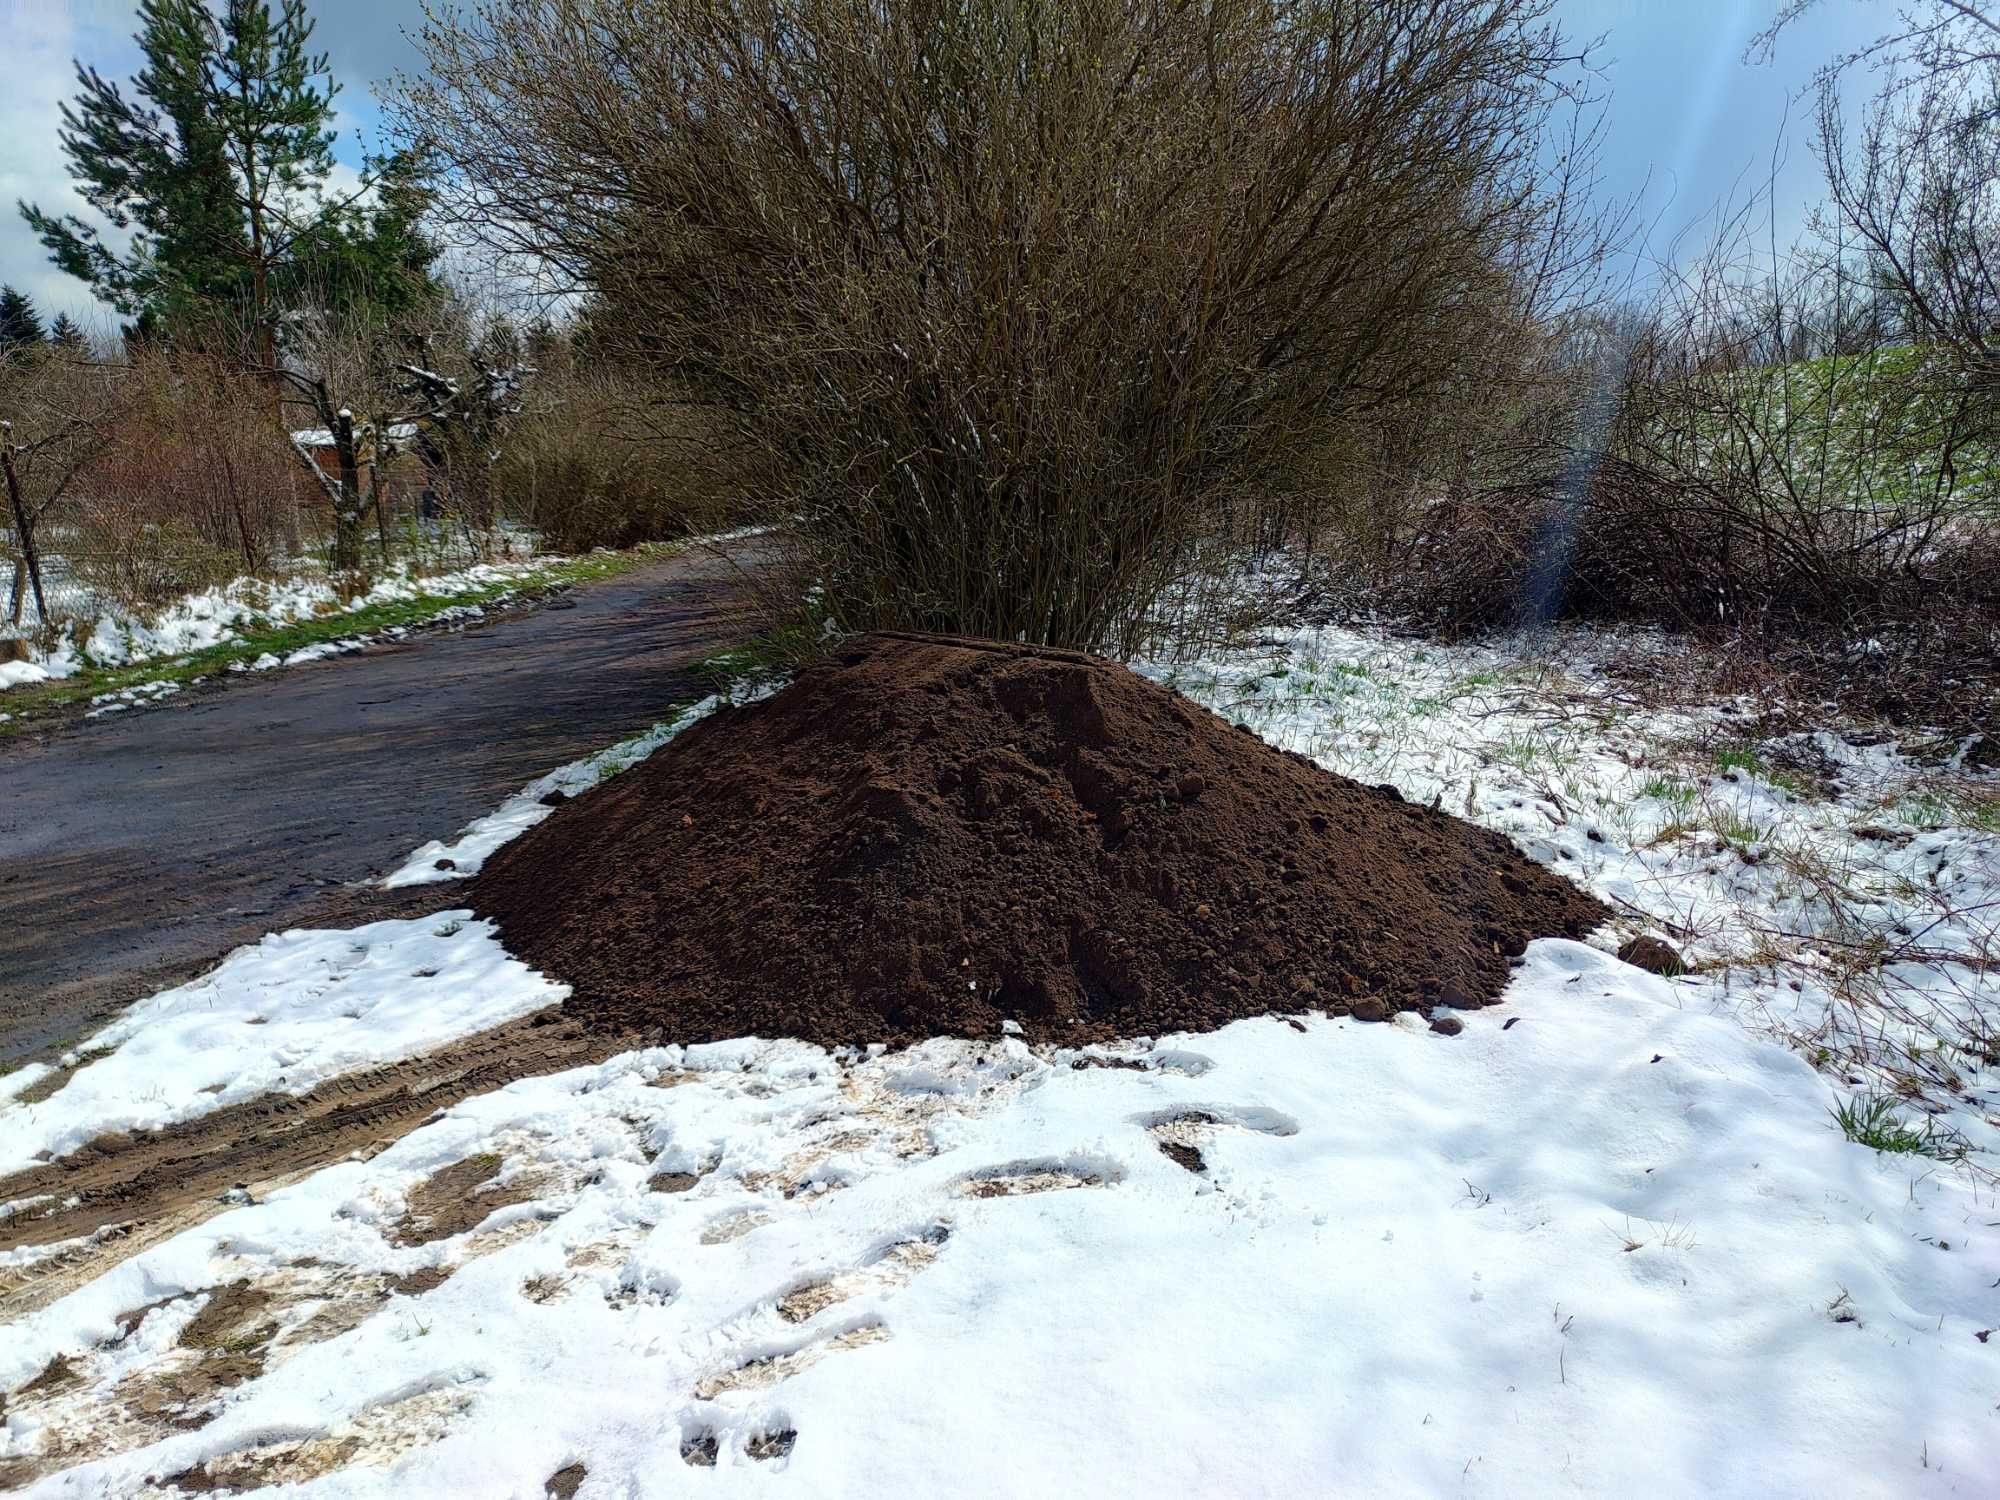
0,560,549,693
0,916,564,1174
5,614,1998,1496
3,946,1996,1495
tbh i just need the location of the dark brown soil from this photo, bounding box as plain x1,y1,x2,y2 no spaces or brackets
391,1153,533,1246
473,634,1606,1047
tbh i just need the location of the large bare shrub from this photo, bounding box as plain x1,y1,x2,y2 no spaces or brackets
496,362,757,552
400,0,1606,652
1,353,122,628
1387,236,1998,638
84,351,308,580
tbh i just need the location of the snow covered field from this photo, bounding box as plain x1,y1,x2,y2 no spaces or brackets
0,559,554,692
0,917,564,1173
3,616,1997,1497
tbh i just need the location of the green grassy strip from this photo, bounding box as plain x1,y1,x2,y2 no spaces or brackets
0,545,673,738
1665,344,1998,516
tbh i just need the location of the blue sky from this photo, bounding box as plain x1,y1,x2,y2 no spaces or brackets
0,0,1890,329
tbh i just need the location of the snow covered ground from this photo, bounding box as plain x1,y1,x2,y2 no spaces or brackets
1145,619,2000,1157
0,559,554,692
3,616,1997,1497
0,916,564,1174
5,950,1995,1496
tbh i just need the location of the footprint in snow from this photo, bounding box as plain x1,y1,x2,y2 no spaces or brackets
681,1419,797,1468
694,1319,891,1400
1134,1105,1299,1175
774,1222,951,1324
953,1156,1125,1197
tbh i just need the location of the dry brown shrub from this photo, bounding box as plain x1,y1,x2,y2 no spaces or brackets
495,366,757,553
399,0,1609,652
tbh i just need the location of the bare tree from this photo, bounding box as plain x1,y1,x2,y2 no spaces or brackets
0,359,121,628
396,0,1617,652
268,307,398,570
395,330,533,535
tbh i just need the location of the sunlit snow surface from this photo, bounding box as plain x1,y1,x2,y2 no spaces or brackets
4,613,1998,1496
1140,618,2000,1151
0,916,564,1174
3,947,1995,1496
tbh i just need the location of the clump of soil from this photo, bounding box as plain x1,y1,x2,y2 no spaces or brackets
472,634,1606,1048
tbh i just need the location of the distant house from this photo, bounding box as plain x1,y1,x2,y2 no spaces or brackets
289,422,431,518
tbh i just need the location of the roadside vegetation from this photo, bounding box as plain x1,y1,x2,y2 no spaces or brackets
0,546,668,736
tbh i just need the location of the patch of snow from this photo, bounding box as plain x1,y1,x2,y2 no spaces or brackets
0,915,564,1175
281,638,367,669
3,942,1994,1495
0,559,552,694
82,679,180,718
0,658,54,690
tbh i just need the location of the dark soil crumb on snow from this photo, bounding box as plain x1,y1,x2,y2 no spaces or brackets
472,633,1606,1047
1157,1140,1206,1174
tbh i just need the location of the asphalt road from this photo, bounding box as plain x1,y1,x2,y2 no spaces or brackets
0,542,759,1062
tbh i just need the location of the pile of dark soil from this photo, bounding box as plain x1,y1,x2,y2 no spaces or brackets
471,634,1608,1048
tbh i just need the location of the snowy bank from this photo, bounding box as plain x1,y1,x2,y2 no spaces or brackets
0,559,552,693
3,943,1995,1496
1142,619,2000,1154
0,916,563,1174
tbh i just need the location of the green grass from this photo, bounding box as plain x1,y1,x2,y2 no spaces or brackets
1711,808,1772,848
1671,344,2000,519
0,546,670,739
1640,775,1697,810
1765,768,1814,800
1715,745,1766,776
1830,1093,1967,1160
693,611,826,698
1893,789,2000,833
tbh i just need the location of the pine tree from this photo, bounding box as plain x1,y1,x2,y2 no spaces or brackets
47,313,89,353
0,287,45,354
19,1,248,328
19,0,435,355
282,149,443,322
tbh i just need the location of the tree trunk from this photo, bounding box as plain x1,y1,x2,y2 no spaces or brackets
1,445,50,627
221,450,258,568
332,410,365,573
368,419,393,562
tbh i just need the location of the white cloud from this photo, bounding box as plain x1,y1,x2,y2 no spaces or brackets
0,5,139,328
0,4,381,332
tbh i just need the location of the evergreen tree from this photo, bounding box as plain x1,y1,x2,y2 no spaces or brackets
0,286,45,354
20,0,436,355
20,1,248,328
47,313,90,354
282,149,443,322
